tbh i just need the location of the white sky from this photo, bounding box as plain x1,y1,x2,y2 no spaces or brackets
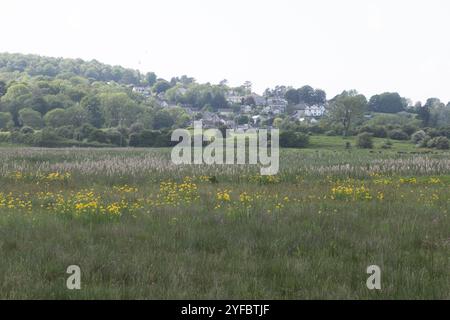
1,0,450,103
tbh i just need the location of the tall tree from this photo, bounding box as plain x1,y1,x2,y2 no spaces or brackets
285,88,299,105
328,90,367,137
81,95,104,128
152,80,171,94
145,72,157,86
44,108,69,127
368,92,405,113
18,108,44,129
297,85,315,105
312,89,326,105
99,92,141,127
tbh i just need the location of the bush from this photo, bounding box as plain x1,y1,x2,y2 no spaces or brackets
418,136,431,148
308,125,324,134
105,130,125,146
356,132,373,149
88,129,109,144
401,124,418,136
155,129,178,147
56,126,75,139
20,126,34,134
424,128,441,138
0,132,10,143
411,130,427,145
74,124,96,141
128,133,141,147
388,129,409,140
358,125,387,138
427,136,449,150
436,127,450,139
9,130,35,145
129,130,176,148
32,128,62,147
279,131,309,148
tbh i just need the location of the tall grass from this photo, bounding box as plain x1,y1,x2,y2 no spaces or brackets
0,147,448,299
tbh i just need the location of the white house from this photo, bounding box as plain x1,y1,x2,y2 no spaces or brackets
305,105,326,117
226,95,244,105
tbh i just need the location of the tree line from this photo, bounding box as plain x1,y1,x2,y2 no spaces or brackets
0,52,449,149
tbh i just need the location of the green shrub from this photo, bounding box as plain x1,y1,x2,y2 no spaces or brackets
401,124,418,136
128,133,141,147
388,129,409,140
358,125,387,138
129,130,176,148
279,131,309,148
106,130,125,146
356,132,373,149
427,136,449,150
56,126,75,139
0,132,10,143
88,129,109,144
411,130,427,145
424,128,440,138
20,126,34,134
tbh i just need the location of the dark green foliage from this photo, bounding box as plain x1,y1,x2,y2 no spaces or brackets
145,72,157,86
368,92,405,113
388,129,409,141
358,125,387,138
88,129,109,144
20,126,34,134
236,115,249,125
0,52,449,152
0,53,143,85
153,110,175,130
128,133,141,147
76,123,96,141
129,130,175,147
0,80,6,97
285,85,326,105
81,95,104,128
152,80,171,94
279,131,309,148
427,136,449,150
56,126,75,139
411,130,428,145
106,130,126,146
356,132,373,149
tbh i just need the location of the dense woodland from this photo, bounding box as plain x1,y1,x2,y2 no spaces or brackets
0,52,449,149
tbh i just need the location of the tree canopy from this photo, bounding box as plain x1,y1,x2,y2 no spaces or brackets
368,92,406,113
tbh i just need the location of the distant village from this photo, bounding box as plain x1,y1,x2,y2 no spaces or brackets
131,85,327,132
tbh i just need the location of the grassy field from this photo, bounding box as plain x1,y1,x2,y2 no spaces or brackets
0,140,449,299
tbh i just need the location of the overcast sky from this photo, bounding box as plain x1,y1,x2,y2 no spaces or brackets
1,0,450,103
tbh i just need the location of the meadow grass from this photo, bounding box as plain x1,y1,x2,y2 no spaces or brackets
0,145,449,299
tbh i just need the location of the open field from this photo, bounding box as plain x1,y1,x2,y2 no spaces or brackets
0,145,449,299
